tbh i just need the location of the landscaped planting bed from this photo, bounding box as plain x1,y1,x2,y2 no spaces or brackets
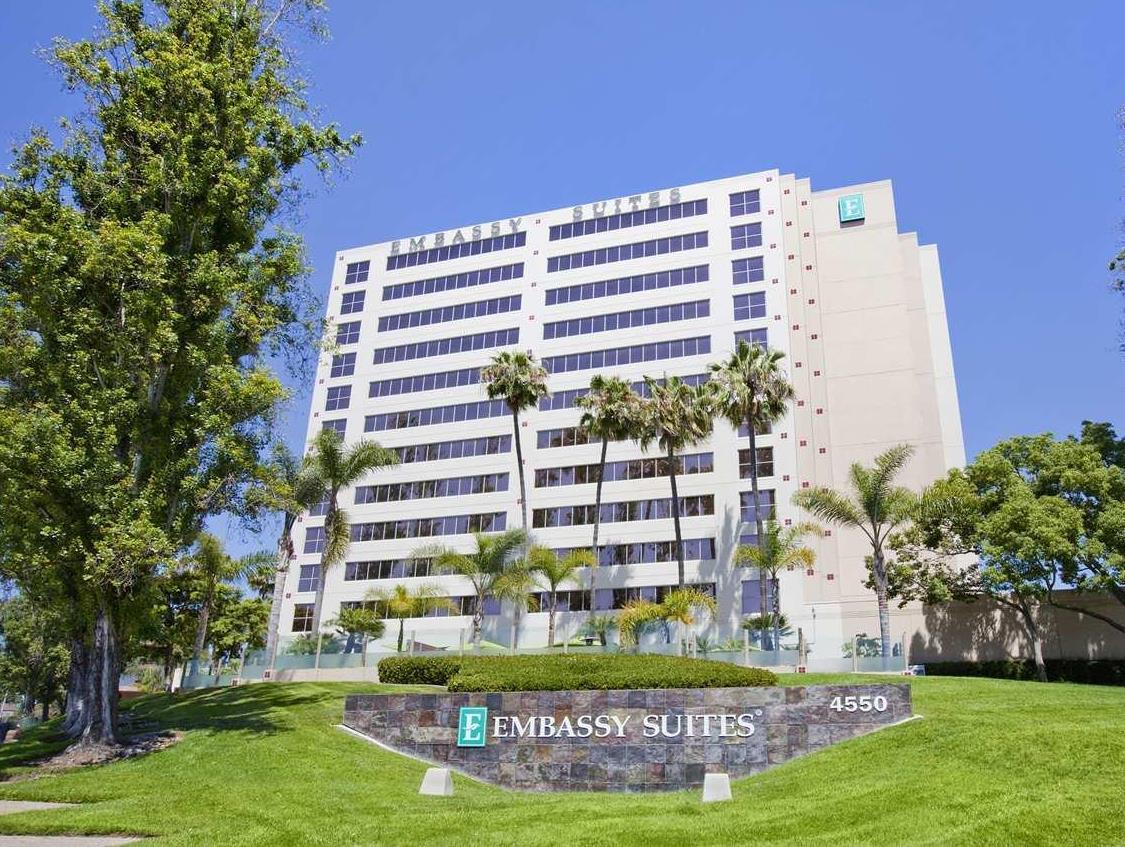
376,653,778,691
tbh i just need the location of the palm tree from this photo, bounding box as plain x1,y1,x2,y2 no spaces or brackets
526,547,595,647
659,586,719,647
793,444,917,658
735,520,821,653
576,375,643,620
304,428,399,636
261,444,325,673
481,350,549,648
327,607,385,667
637,375,714,588
425,529,529,646
183,534,273,678
366,583,457,652
709,341,795,649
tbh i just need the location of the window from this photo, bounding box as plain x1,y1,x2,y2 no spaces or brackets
537,426,593,449
732,256,765,285
386,231,526,270
739,490,777,538
542,299,709,341
297,565,319,593
735,328,768,348
729,190,761,217
537,374,709,412
391,435,511,464
303,526,326,554
549,199,708,241
542,335,711,375
545,265,709,306
739,420,771,437
345,558,435,581
733,292,766,321
344,260,370,284
383,263,523,301
609,582,715,610
531,589,593,612
547,231,709,273
372,327,518,365
532,495,714,528
355,473,508,503
308,496,329,517
291,604,314,633
325,385,351,411
336,321,361,345
379,294,521,332
740,579,776,614
555,538,715,567
330,352,356,378
535,452,713,488
340,290,366,315
364,398,507,433
369,366,481,399
731,223,763,250
350,512,507,542
322,419,346,436
738,447,775,479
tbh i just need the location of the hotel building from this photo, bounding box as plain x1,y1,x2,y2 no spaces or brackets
281,168,965,657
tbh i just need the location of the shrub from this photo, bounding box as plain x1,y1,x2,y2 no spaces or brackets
378,653,777,691
923,659,1124,687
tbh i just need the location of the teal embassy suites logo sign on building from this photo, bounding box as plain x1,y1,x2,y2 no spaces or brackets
838,193,865,223
457,706,488,747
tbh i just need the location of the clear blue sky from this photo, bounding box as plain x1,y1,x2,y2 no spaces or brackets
2,1,1123,551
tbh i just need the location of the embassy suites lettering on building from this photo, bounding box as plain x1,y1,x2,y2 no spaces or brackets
489,709,761,741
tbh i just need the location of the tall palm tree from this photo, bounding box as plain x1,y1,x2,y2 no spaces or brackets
637,375,714,588
183,534,273,677
736,520,821,652
793,444,917,658
576,375,643,618
481,350,549,647
304,428,398,636
526,547,595,647
424,529,529,646
709,341,795,649
366,583,457,652
261,444,325,673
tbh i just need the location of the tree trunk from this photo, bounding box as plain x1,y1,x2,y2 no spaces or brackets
872,549,892,660
588,437,608,627
668,445,685,589
1016,596,1048,682
309,505,334,636
771,574,781,655
74,603,119,748
189,586,213,679
360,635,368,668
63,637,89,737
264,526,294,673
747,412,770,651
397,618,405,652
511,408,529,651
548,594,557,648
471,597,484,648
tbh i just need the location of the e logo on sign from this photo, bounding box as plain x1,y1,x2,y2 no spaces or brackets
457,706,488,747
838,194,865,224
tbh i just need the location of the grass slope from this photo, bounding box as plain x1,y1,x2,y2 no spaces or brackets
0,675,1120,846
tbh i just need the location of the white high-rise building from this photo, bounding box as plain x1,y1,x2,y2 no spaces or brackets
280,168,964,658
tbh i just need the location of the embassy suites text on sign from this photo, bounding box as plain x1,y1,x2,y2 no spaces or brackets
486,709,762,741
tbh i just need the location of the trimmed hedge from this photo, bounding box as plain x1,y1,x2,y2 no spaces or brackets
378,653,778,691
924,659,1124,687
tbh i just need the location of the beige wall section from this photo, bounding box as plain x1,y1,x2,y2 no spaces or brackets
900,593,1125,663
782,177,966,648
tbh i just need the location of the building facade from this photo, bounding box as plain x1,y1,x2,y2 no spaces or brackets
280,168,965,658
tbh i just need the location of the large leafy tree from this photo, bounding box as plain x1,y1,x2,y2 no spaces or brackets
481,350,548,647
424,530,528,647
0,0,358,746
709,342,795,648
575,375,643,618
366,583,456,652
301,428,397,636
735,520,820,652
0,596,71,721
793,445,918,659
526,547,594,647
637,376,714,588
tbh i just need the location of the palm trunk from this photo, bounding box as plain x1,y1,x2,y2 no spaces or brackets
511,408,528,651
872,549,892,660
471,596,484,647
747,412,769,651
397,618,405,652
264,523,294,673
1016,595,1048,682
771,574,781,655
548,593,557,648
189,586,213,679
309,500,336,636
588,437,609,623
668,445,685,589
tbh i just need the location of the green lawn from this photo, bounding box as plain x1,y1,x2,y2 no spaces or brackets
0,675,1121,846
